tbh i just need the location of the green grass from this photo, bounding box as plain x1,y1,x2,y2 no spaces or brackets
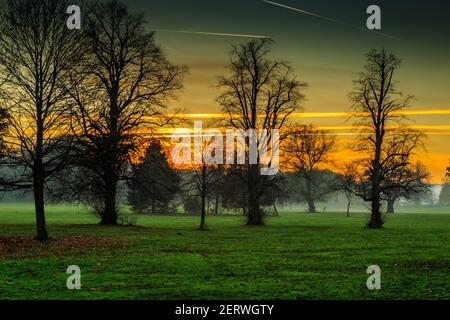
0,203,449,300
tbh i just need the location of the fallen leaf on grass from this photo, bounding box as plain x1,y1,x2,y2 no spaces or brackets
0,236,128,259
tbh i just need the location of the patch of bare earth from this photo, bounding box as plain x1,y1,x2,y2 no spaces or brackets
0,236,126,259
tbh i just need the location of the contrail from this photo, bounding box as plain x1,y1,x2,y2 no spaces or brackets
156,29,272,39
263,0,400,40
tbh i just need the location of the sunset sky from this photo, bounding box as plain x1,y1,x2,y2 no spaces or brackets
128,0,450,183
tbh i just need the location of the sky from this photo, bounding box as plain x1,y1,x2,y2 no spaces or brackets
127,0,450,183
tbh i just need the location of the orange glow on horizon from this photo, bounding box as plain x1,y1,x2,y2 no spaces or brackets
158,108,450,120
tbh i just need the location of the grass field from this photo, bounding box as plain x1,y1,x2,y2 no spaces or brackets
0,203,448,300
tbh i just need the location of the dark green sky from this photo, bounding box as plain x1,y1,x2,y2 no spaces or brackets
127,0,450,112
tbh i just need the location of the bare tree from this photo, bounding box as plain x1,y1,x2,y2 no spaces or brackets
342,132,427,216
179,135,221,230
383,161,430,214
70,0,186,225
0,0,84,240
192,162,219,231
216,39,306,225
284,125,336,213
341,163,360,217
349,49,424,227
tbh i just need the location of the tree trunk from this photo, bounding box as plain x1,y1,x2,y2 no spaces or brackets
346,199,351,217
199,193,206,230
369,196,383,228
247,164,263,225
387,197,395,214
214,193,220,215
307,196,316,213
34,115,48,241
101,90,120,226
100,172,118,225
369,164,383,228
306,177,316,213
33,168,48,241
369,136,384,228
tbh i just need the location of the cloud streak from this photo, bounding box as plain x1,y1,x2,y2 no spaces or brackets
156,29,272,39
262,0,400,40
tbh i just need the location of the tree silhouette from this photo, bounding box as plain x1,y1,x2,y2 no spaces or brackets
128,141,180,214
284,125,337,213
70,0,186,225
181,137,221,230
217,39,306,225
0,0,84,240
349,49,424,227
383,161,430,214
